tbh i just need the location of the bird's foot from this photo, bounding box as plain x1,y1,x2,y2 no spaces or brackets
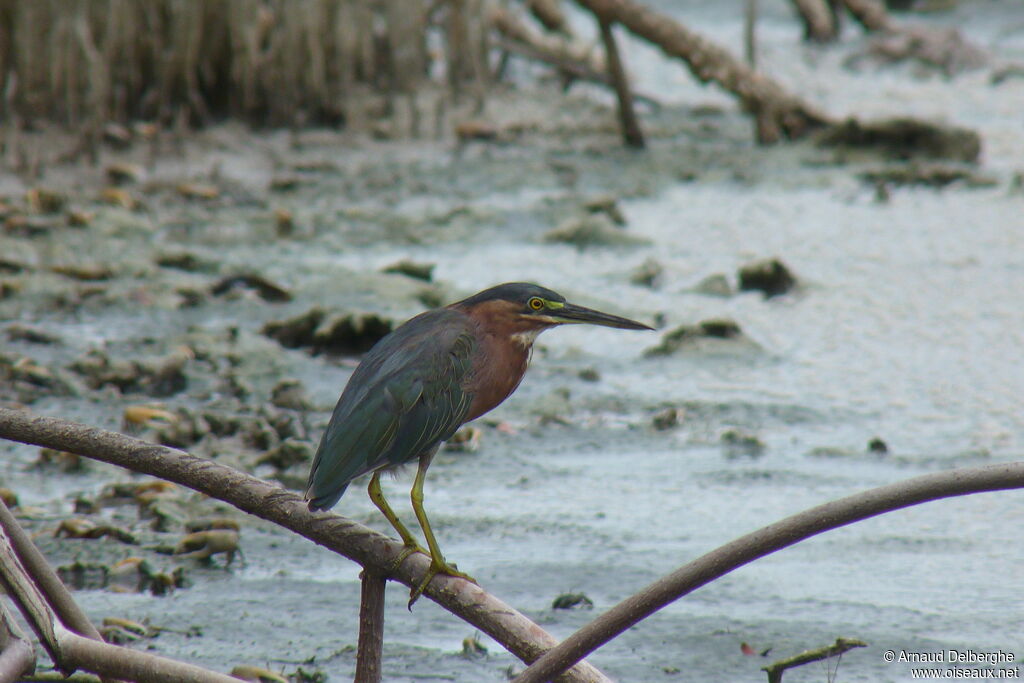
388,541,430,575
407,557,476,609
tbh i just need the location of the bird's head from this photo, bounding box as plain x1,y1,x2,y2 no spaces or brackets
452,282,652,345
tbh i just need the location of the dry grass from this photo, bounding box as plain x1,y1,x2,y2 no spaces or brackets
0,0,490,129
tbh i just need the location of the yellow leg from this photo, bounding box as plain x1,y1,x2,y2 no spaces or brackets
367,472,428,572
407,453,476,607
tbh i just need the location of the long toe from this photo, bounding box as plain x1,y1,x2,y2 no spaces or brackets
407,558,477,609
388,541,430,575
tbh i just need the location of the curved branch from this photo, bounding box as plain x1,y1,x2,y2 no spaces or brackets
0,407,610,683
514,460,1024,682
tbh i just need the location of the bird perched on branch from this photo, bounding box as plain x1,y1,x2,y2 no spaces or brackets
305,282,652,604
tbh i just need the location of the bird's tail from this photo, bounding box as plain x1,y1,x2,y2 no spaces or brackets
304,483,348,512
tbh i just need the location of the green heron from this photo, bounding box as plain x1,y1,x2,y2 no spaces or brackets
304,282,652,603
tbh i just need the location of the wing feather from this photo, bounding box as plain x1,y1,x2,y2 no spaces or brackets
304,309,477,510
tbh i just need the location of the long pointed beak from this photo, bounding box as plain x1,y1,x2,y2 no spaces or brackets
550,302,653,330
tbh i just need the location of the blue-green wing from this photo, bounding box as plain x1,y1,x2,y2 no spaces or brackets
304,309,476,510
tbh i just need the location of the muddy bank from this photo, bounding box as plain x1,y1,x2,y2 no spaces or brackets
3,1,1024,681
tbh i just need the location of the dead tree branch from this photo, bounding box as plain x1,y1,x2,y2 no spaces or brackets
762,637,867,683
0,600,36,682
1,504,238,682
513,460,1024,682
791,0,839,42
571,0,832,143
596,17,644,148
0,407,611,683
355,571,387,683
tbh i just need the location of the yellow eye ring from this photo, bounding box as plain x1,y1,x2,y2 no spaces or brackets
528,297,544,311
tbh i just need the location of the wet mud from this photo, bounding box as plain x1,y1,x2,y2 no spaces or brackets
3,1,1024,681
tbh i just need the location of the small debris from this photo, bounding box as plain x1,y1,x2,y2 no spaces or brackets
867,437,889,454
552,592,594,610
651,407,684,431
543,214,649,247
35,448,88,473
270,379,312,410
6,324,61,345
106,162,144,185
99,187,138,209
50,263,116,281
738,258,796,298
859,162,997,188
583,194,627,225
26,187,65,213
100,617,155,643
176,182,220,200
66,209,95,227
123,405,178,429
273,208,295,236
54,518,137,544
210,273,292,303
691,273,733,297
174,529,241,566
446,426,482,453
185,518,241,533
102,122,134,148
455,119,499,141
230,666,289,683
720,429,765,458
256,438,314,469
268,176,303,192
461,634,489,659
0,488,18,507
155,251,216,273
644,318,744,357
578,367,601,382
382,259,435,282
629,258,663,288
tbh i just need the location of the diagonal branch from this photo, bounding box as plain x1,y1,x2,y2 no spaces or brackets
513,460,1024,682
0,407,611,683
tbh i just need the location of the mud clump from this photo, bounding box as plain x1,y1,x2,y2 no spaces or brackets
210,273,292,303
738,258,796,298
543,213,649,247
859,162,997,188
644,318,745,357
816,117,981,163
70,347,193,397
382,259,435,282
262,308,393,356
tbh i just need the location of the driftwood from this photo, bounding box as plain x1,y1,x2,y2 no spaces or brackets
512,461,1024,682
0,406,610,683
571,0,832,143
762,637,868,683
790,0,839,42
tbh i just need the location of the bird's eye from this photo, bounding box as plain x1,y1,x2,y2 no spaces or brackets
528,297,544,311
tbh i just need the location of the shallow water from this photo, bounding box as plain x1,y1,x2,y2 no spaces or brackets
3,1,1024,681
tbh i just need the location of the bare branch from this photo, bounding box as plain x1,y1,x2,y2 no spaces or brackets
514,461,1024,682
355,571,387,683
0,501,106,644
0,407,611,683
571,0,832,142
0,600,36,681
596,18,644,148
762,637,867,683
